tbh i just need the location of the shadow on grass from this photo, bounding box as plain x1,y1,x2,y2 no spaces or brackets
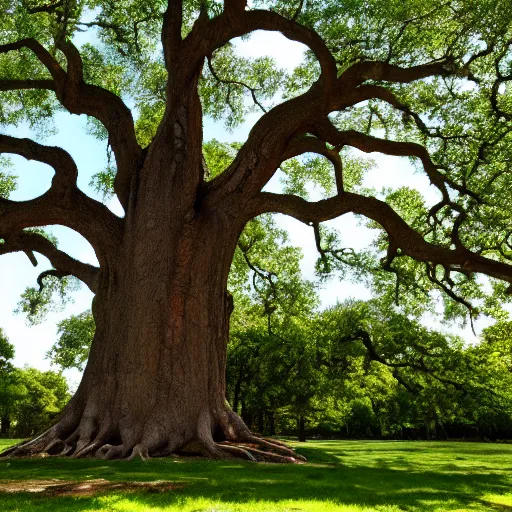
0,443,511,511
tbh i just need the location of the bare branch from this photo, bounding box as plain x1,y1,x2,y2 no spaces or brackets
224,0,247,18
0,231,99,292
338,58,456,89
0,168,123,268
207,55,267,113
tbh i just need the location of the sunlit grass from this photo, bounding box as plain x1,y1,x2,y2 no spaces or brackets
1,439,511,511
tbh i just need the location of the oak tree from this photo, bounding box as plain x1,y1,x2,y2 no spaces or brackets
2,0,512,460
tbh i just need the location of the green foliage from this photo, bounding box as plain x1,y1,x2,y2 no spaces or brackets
200,43,285,129
15,275,80,326
7,366,70,438
0,156,16,199
89,163,116,199
2,0,512,448
0,332,69,438
0,328,14,367
47,310,94,371
227,293,512,440
203,139,241,180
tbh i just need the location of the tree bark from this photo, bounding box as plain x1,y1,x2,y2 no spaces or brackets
1,416,10,436
267,412,276,436
297,416,306,442
3,112,303,462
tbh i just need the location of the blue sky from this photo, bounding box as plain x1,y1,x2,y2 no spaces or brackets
1,31,486,387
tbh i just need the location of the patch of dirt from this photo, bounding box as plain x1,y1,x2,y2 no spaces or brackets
0,479,184,497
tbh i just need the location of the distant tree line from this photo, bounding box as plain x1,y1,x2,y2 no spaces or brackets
227,302,512,442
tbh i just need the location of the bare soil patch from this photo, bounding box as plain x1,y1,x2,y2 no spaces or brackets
0,478,183,496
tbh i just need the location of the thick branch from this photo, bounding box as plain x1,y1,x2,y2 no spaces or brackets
0,38,141,208
0,134,78,191
0,79,55,91
249,190,512,285
338,59,455,89
0,38,66,81
205,54,460,208
224,0,247,16
0,188,123,266
0,231,99,293
188,9,337,85
162,0,183,68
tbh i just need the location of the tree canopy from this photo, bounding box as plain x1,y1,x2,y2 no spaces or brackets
1,0,512,461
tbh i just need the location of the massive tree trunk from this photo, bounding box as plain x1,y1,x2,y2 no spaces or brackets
3,96,302,463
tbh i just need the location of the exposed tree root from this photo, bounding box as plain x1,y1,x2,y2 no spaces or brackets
0,407,306,464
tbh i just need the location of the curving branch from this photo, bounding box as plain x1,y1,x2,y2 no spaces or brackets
0,38,66,81
187,8,337,86
0,38,142,209
224,0,247,17
312,118,465,201
337,58,455,90
0,231,99,293
0,191,123,267
0,134,78,192
0,133,123,263
204,50,467,208
248,190,512,286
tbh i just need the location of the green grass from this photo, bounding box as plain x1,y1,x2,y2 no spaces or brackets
1,438,511,511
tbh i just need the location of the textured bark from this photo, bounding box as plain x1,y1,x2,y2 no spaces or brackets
2,94,303,464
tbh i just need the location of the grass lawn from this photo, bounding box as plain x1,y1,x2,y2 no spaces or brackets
1,438,511,511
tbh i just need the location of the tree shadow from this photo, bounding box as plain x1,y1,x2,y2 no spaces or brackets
0,445,511,511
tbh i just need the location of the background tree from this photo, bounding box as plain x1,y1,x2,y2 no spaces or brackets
0,328,18,436
0,329,70,438
1,0,512,460
8,367,70,438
